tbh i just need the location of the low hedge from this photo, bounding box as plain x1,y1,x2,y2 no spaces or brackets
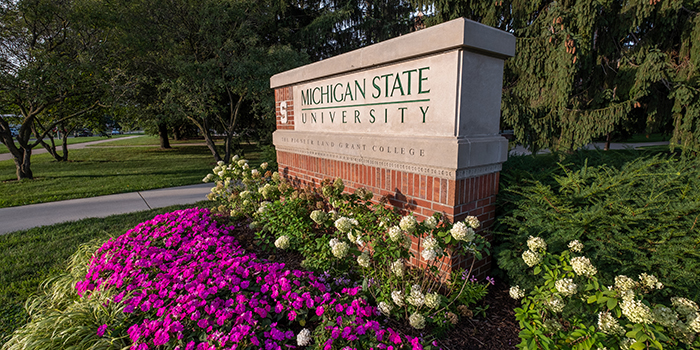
495,150,700,302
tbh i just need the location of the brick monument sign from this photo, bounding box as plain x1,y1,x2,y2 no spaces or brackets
271,18,515,278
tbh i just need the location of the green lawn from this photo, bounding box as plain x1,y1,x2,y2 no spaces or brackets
86,135,218,146
0,143,264,208
0,201,214,346
0,135,134,154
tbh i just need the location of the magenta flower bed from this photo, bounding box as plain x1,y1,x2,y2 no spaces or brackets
76,208,426,350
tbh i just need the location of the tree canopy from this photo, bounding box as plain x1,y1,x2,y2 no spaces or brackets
412,0,700,153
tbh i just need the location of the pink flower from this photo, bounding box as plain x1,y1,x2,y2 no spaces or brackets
96,324,108,337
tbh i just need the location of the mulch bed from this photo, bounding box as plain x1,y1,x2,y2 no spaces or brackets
232,222,521,350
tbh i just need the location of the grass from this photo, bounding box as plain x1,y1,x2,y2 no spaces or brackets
0,143,264,208
0,135,134,154
0,201,214,346
86,135,216,147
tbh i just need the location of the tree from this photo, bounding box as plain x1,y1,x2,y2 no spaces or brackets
0,0,113,179
410,0,700,154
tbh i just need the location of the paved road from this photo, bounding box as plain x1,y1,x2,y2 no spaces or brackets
0,135,143,162
0,183,213,235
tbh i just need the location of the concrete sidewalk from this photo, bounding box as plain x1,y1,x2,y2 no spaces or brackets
509,141,670,156
0,135,143,162
0,183,213,235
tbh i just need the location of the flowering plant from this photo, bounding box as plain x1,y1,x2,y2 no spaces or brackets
6,208,438,349
511,237,700,350
202,157,280,219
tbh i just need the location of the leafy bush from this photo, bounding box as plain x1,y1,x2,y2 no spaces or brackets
5,208,433,350
203,158,493,336
496,153,700,302
510,237,700,350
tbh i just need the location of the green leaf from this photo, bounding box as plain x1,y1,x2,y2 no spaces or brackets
534,266,541,275
607,298,617,310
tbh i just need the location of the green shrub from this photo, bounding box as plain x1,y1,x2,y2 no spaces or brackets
496,152,700,302
510,237,700,350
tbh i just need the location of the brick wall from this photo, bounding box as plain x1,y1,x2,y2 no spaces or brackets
274,87,499,280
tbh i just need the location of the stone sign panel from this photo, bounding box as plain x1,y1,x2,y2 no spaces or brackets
271,18,515,278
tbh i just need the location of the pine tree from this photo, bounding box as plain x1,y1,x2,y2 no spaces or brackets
410,0,700,153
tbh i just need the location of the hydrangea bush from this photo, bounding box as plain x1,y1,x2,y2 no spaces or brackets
203,158,492,336
6,208,434,350
510,237,700,350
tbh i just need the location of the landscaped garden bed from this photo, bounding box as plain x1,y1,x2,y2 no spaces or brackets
3,149,699,349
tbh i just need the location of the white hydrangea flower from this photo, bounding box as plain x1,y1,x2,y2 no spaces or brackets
423,216,438,229
347,231,356,243
653,306,679,328
571,256,597,277
232,155,240,162
598,311,625,335
242,163,249,170
239,190,252,200
202,174,215,183
546,294,565,313
310,210,327,224
568,240,584,253
391,259,404,277
329,238,339,249
421,248,437,261
522,250,542,267
334,217,357,233
465,215,480,229
409,313,426,329
509,285,525,300
257,201,271,214
406,284,425,307
378,301,393,316
327,210,338,221
275,236,290,249
260,162,268,170
399,215,418,233
671,297,700,317
619,289,635,301
357,253,370,268
237,159,247,166
271,172,280,181
296,328,311,346
356,235,364,247
543,319,563,332
425,292,440,308
217,170,225,177
527,236,547,252
251,169,260,178
620,338,636,350
450,222,475,242
555,278,578,297
639,273,663,290
422,236,438,250
621,299,654,324
615,275,637,291
391,290,404,306
388,226,403,242
331,241,349,258
688,313,700,333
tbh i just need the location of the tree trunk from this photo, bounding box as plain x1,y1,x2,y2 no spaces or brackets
188,116,221,162
15,148,33,180
172,126,180,141
158,122,171,149
604,132,612,151
61,131,69,161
